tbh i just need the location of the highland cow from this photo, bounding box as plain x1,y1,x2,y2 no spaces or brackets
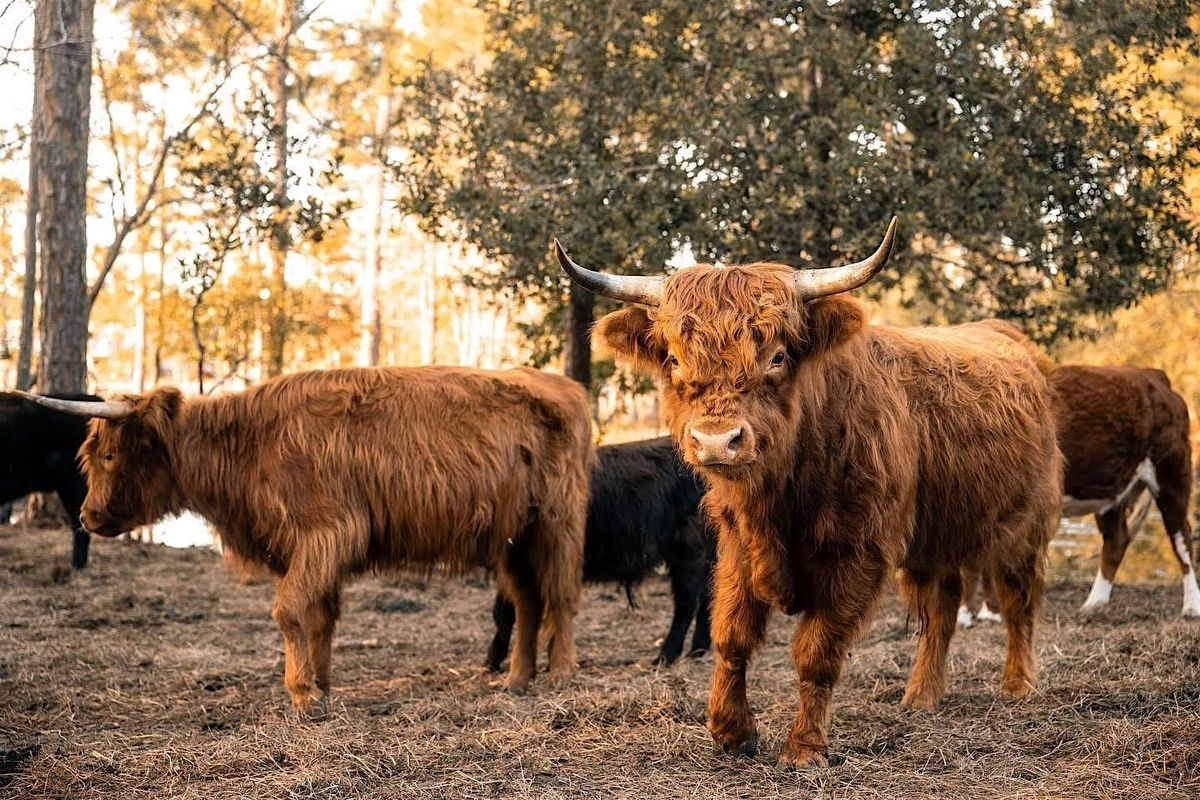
555,219,1061,768
12,366,591,709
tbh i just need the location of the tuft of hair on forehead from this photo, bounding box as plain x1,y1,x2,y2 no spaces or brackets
656,263,804,356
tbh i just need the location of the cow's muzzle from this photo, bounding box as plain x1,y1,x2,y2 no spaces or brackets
80,506,120,538
684,417,757,468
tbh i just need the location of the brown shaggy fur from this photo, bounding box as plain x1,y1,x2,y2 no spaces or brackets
76,366,592,707
966,361,1195,617
595,263,1062,768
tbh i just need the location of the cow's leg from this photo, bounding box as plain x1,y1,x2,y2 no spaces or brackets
978,571,1003,621
654,550,705,665
900,570,962,710
272,555,341,715
1081,507,1131,614
706,544,770,757
57,484,90,570
690,568,713,657
495,560,542,693
534,506,583,685
780,561,886,769
304,586,341,717
487,593,516,672
273,588,319,714
958,568,981,627
993,550,1043,699
1152,453,1200,618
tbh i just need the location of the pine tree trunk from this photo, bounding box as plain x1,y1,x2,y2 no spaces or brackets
34,0,95,394
563,281,593,387
17,152,37,390
360,90,391,367
264,0,294,378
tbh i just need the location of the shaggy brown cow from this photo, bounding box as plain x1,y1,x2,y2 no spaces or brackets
555,220,1062,769
12,367,591,709
962,363,1196,621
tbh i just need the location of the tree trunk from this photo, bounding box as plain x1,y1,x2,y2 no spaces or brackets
132,231,147,391
34,0,95,395
17,152,37,390
264,0,294,378
563,281,593,387
360,89,391,367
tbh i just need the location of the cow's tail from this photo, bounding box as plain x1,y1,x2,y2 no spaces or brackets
1125,485,1155,540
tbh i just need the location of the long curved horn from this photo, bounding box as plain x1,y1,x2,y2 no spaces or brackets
3,390,134,419
793,216,899,298
553,239,665,307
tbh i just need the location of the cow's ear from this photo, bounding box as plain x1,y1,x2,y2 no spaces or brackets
137,386,183,439
803,296,867,355
594,307,665,374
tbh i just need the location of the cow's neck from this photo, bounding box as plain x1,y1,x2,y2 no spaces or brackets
165,396,286,571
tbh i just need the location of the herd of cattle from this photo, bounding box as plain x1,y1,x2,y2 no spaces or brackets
2,220,1196,769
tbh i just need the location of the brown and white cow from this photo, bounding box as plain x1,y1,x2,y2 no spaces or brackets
962,363,1196,621
555,220,1062,769
11,366,592,709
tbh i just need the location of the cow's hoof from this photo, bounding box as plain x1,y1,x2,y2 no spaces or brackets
687,647,710,659
777,747,827,771
291,694,329,722
976,604,1003,623
1000,677,1035,700
1079,601,1108,618
899,691,939,712
651,652,680,667
503,675,533,695
546,666,577,687
956,605,974,628
1181,605,1200,619
715,731,758,758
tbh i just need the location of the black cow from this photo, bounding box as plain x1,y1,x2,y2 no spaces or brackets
0,393,96,569
487,436,714,668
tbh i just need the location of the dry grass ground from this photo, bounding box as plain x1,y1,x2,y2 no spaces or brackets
2,524,1198,800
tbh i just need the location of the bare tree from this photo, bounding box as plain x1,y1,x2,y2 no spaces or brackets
263,0,296,377
88,54,233,312
359,0,398,367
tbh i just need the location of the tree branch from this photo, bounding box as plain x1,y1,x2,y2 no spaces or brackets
88,67,237,310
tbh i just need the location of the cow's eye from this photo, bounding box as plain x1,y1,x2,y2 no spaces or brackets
103,452,115,463
768,350,787,370
668,355,680,368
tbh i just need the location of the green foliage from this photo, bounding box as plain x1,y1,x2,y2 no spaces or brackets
394,1,701,349
397,0,1199,346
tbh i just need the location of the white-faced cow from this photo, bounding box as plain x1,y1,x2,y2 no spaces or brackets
555,219,1061,768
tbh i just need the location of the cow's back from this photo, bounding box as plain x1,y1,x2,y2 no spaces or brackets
1053,364,1189,499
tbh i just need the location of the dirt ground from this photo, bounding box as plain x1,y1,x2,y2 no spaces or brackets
2,525,1198,800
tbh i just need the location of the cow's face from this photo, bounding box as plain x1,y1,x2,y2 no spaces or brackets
555,219,896,481
78,388,183,536
596,266,865,478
